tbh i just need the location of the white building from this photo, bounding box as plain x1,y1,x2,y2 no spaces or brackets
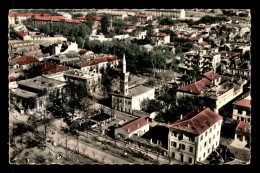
63,69,102,93
232,95,251,122
168,108,223,164
176,71,247,113
111,54,155,114
115,117,149,139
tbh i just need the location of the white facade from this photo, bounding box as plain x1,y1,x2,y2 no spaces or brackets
115,122,149,139
168,119,223,163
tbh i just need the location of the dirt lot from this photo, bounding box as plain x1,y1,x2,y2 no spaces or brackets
10,145,97,165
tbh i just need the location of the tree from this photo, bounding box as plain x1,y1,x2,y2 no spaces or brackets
100,15,110,36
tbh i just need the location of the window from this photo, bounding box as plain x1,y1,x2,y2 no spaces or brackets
172,152,175,158
203,153,206,158
205,132,207,137
210,128,212,133
189,157,193,164
173,131,177,137
179,144,185,150
171,142,177,148
238,109,243,114
209,138,211,144
204,142,207,147
199,157,201,162
208,148,210,154
178,134,183,140
200,135,203,141
246,110,250,115
189,136,195,142
217,131,219,136
189,146,193,153
214,124,216,129
237,116,240,120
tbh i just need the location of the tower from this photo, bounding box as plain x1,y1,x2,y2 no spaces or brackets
120,54,129,96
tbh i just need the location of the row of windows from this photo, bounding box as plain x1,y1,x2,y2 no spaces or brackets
172,153,193,164
172,131,195,142
171,142,194,153
200,122,221,141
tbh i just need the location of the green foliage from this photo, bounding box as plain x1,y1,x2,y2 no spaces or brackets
39,22,91,38
141,99,164,113
100,14,110,36
198,15,227,24
72,13,84,19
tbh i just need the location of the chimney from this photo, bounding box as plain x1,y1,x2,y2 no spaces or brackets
180,115,183,120
128,128,130,132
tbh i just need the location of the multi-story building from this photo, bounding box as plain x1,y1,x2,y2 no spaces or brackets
233,121,250,148
10,76,66,115
33,16,82,28
232,95,251,122
176,71,247,113
111,55,155,114
150,32,170,46
79,56,119,74
168,108,223,164
134,14,152,24
145,9,185,19
8,40,35,56
179,50,221,75
11,55,41,70
63,69,102,93
9,13,49,25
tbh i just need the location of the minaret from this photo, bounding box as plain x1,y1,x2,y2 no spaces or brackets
120,54,129,96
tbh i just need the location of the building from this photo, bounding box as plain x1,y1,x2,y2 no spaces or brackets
233,121,250,148
9,13,49,25
121,25,138,33
11,55,40,70
10,76,66,115
79,55,119,74
232,95,251,122
33,16,82,28
111,54,155,114
8,40,35,56
168,108,223,164
179,50,221,75
134,14,152,24
115,117,149,139
145,9,185,19
176,71,247,113
150,32,170,46
63,69,102,93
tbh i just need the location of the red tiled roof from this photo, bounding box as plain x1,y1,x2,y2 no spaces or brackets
122,25,138,30
229,52,242,60
236,121,250,134
81,56,118,67
121,117,149,134
9,76,16,82
233,98,251,108
152,32,169,37
168,108,223,135
177,78,212,94
12,55,39,65
153,25,172,29
78,16,102,21
16,31,27,37
79,49,89,55
175,23,188,26
9,13,49,17
33,16,81,23
135,14,150,18
192,25,212,29
175,31,183,35
201,41,210,46
39,62,70,75
203,71,221,81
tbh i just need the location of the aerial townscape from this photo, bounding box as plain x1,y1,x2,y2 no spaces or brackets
8,9,251,165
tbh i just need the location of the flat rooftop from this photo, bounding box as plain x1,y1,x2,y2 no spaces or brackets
64,69,101,80
128,85,154,97
11,88,38,98
17,76,66,90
